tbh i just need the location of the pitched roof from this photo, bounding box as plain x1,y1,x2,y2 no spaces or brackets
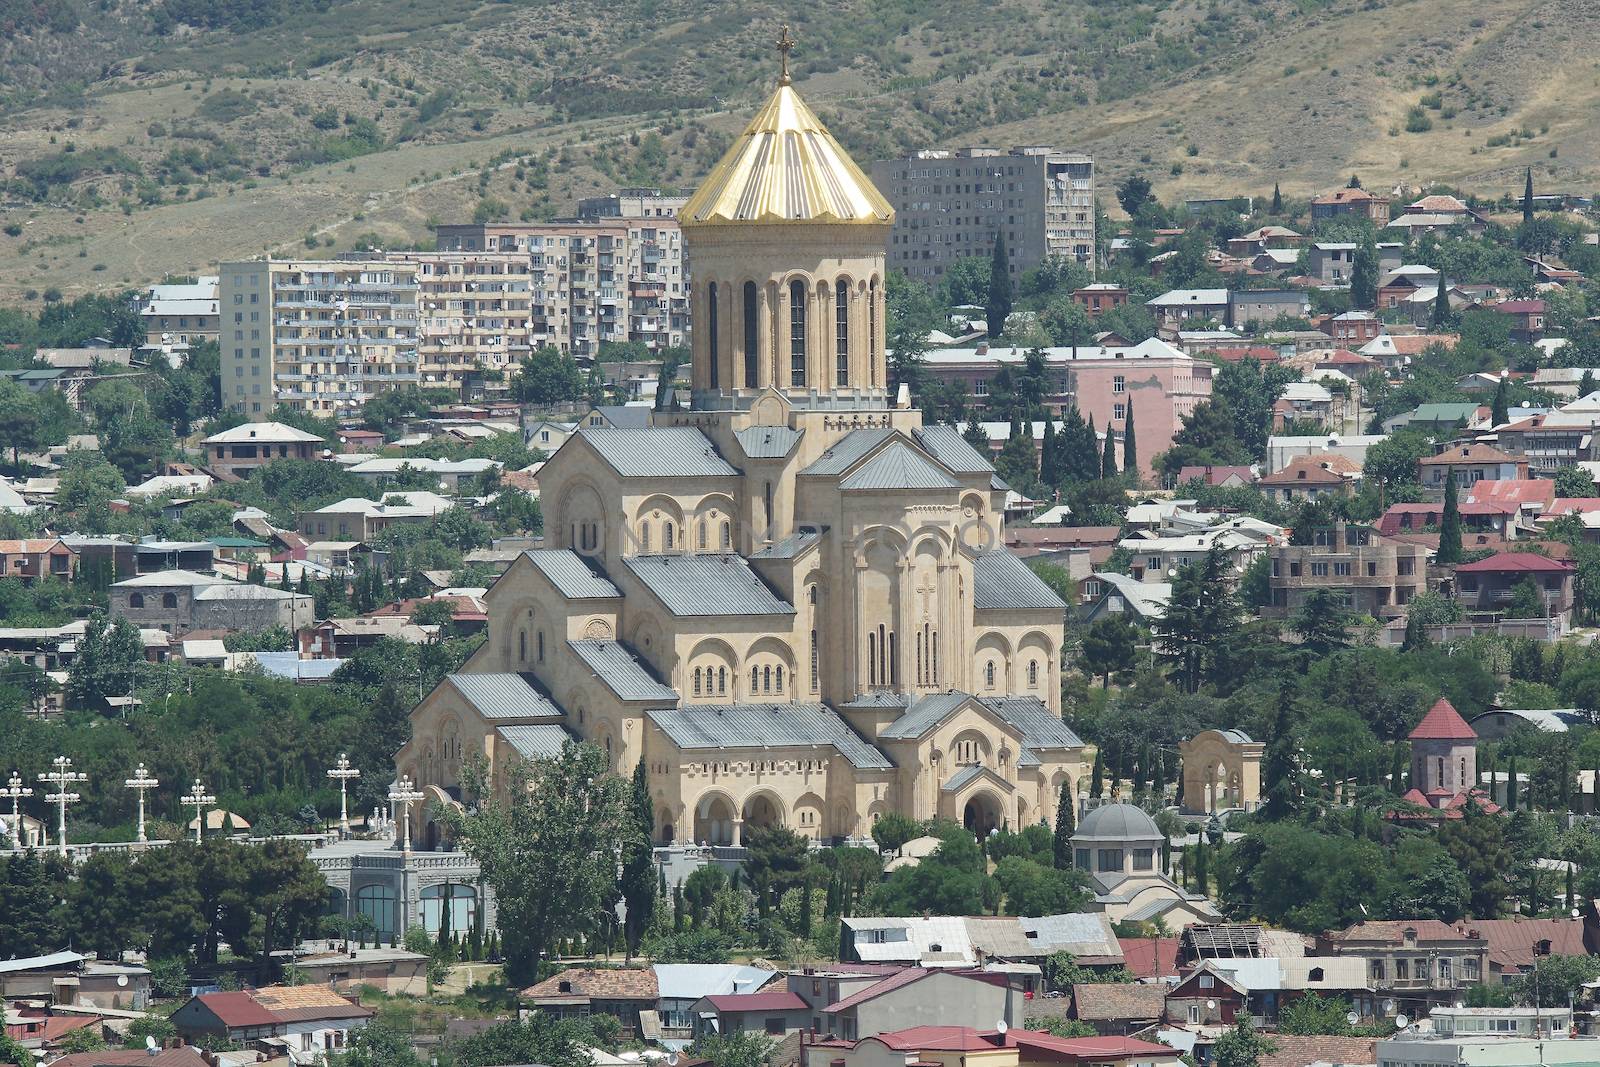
496,723,576,760
1117,936,1181,979
734,425,802,460
1325,919,1475,944
576,426,738,478
840,442,960,491
521,550,622,599
1256,453,1360,486
972,551,1067,611
446,673,564,720
623,554,793,616
203,421,324,445
702,990,808,1012
882,691,989,740
1464,917,1588,972
648,702,892,769
523,967,658,1000
192,990,279,1028
247,984,372,1023
912,424,995,475
1455,551,1574,574
1069,982,1166,1022
1259,1035,1378,1067
800,427,897,476
1409,697,1477,741
1419,442,1518,465
567,640,677,702
982,695,1084,748
1466,479,1557,510
823,967,931,1012
46,1050,212,1067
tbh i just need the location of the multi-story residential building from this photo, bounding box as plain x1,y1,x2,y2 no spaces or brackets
1417,443,1527,492
1227,289,1310,328
218,259,420,418
139,276,220,348
1310,187,1391,224
919,337,1213,478
577,187,689,221
201,421,324,479
383,251,533,396
434,220,688,357
871,146,1095,284
1493,410,1600,474
1263,521,1429,620
1315,920,1488,1017
1072,283,1127,317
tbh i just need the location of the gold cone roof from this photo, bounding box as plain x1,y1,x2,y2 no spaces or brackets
680,82,894,228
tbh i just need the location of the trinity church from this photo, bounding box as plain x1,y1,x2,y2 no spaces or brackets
394,59,1089,848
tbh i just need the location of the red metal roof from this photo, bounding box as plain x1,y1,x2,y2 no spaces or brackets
1460,917,1588,972
1116,936,1181,980
872,1026,998,1051
823,967,930,1012
1410,698,1477,740
1454,552,1574,574
703,991,808,1012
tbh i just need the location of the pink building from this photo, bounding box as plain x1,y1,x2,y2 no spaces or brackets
921,337,1213,478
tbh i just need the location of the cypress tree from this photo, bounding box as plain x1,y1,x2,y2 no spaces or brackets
1431,268,1452,327
1523,167,1535,224
1101,421,1118,479
1134,743,1151,794
1121,401,1138,482
1491,374,1510,426
1437,470,1463,565
1390,742,1407,796
1270,182,1282,214
1053,779,1076,869
1506,754,1519,811
1260,684,1299,821
672,884,684,932
1039,413,1061,489
1089,749,1105,798
1580,369,1596,400
1193,836,1208,894
986,232,1013,339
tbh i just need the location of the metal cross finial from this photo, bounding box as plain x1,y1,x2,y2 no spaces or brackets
124,763,160,844
39,756,87,858
777,24,796,85
389,775,425,853
3,771,33,850
326,752,362,837
182,778,217,844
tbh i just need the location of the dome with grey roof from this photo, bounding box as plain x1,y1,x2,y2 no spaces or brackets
1072,802,1162,843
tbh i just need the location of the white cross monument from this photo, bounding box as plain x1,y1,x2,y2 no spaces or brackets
326,753,361,837
182,778,217,844
388,775,424,852
38,756,86,858
2,771,33,849
124,764,160,844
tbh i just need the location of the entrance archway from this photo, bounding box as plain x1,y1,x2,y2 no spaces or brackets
742,792,783,831
963,791,1002,837
694,794,735,846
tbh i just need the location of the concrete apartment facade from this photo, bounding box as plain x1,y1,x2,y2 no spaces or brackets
920,338,1213,479
434,218,688,358
1263,521,1429,620
219,259,420,418
383,251,534,396
140,276,220,348
871,146,1095,284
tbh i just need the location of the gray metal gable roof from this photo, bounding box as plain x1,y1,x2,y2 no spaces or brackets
749,526,825,560
496,723,576,760
447,673,565,720
981,695,1084,748
881,691,994,740
735,425,803,460
567,640,678,703
623,554,794,616
522,550,621,599
577,426,739,478
591,404,653,429
914,424,995,475
839,441,961,492
972,551,1067,611
647,702,893,770
799,427,896,476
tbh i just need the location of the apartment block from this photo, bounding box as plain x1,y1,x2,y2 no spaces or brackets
434,219,688,358
577,187,689,221
219,260,420,418
871,146,1095,284
1263,521,1430,621
383,251,533,396
140,276,220,348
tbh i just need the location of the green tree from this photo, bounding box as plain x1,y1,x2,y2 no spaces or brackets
993,856,1093,915
1053,779,1076,869
0,379,41,469
512,346,583,405
1277,992,1356,1036
1258,686,1301,822
1153,547,1240,693
686,1031,776,1067
1432,269,1453,328
1059,408,1100,484
1518,953,1600,1007
452,1015,588,1067
1100,422,1118,479
1581,369,1596,399
1437,472,1463,565
1270,182,1282,214
1121,403,1138,481
887,271,939,391
1291,589,1351,657
941,255,990,307
995,418,1039,493
1491,375,1510,427
986,233,1012,339
1554,465,1594,498
440,743,631,983
1116,174,1153,217
620,760,657,958
1213,1020,1276,1067
871,811,921,855
1350,238,1378,311
1080,614,1137,687
1504,577,1546,620
1089,749,1105,798
1436,800,1512,917
65,614,143,710
872,825,993,915
743,824,810,919
332,1022,424,1067
1041,296,1094,354
1523,167,1535,224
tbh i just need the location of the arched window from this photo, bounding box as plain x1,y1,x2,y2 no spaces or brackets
518,630,527,662
537,632,544,662
1028,660,1039,687
775,666,784,693
693,668,702,696
129,593,144,608
721,521,732,550
355,884,398,941
707,283,720,389
985,661,997,689
743,281,759,387
664,522,675,551
932,631,940,685
789,279,807,387
698,521,707,551
763,665,772,693
717,667,727,695
162,593,178,609
810,629,819,693
420,883,477,936
868,278,878,384
640,523,650,553
867,631,877,686
751,666,759,693
835,279,850,385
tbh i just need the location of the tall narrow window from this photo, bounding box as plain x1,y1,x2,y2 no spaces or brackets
810,629,819,692
706,284,719,389
640,523,650,553
916,631,924,686
698,521,707,551
868,278,878,385
932,631,939,685
877,624,887,687
775,666,784,693
835,279,850,385
751,666,759,692
789,279,807,387
693,668,702,696
889,630,898,686
743,281,759,387
763,665,772,693
721,521,732,550
718,667,727,695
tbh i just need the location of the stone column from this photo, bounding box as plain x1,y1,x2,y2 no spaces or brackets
850,279,867,392
731,817,744,847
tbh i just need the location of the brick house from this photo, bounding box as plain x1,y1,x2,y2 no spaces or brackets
0,539,77,583
1416,443,1528,492
1071,283,1128,317
1310,187,1391,224
1264,521,1429,620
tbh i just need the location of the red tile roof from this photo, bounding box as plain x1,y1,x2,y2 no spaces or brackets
703,991,808,1012
1495,299,1547,313
1176,465,1256,486
1418,443,1518,466
1004,1030,1178,1057
1547,498,1600,516
1454,552,1574,574
1257,454,1360,487
1410,698,1477,741
193,991,278,1029
872,1026,998,1051
1326,919,1475,945
46,1052,212,1067
1259,1035,1378,1067
1314,188,1387,205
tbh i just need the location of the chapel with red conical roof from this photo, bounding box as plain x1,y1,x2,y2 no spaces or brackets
1402,697,1494,814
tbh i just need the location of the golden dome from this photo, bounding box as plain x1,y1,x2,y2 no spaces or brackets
680,81,894,228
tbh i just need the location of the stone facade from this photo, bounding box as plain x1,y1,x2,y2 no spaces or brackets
393,75,1086,851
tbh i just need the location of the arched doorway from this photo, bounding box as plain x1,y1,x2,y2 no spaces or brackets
963,791,1002,837
694,794,735,846
742,792,784,832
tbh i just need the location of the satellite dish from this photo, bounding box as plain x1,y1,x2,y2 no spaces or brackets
1206,1000,1216,1011
147,1036,160,1051
117,974,128,987
995,1019,1008,1035
667,1055,679,1066
1346,1011,1359,1026
1394,1014,1409,1029
1454,1001,1465,1010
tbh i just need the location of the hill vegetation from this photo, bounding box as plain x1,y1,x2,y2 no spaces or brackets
0,0,1591,300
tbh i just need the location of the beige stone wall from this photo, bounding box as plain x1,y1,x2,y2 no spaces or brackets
1179,730,1264,814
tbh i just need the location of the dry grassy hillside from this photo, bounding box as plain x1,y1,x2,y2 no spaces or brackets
0,0,1591,301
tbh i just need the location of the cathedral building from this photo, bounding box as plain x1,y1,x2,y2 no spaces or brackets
394,57,1087,850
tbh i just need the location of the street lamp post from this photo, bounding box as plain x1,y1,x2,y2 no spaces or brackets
38,756,86,858
2,771,33,849
326,753,361,837
124,764,160,844
389,775,424,853
182,779,217,844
